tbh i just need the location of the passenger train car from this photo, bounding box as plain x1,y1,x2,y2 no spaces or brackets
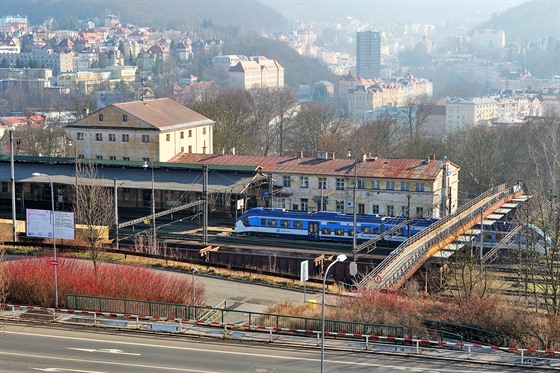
234,208,439,243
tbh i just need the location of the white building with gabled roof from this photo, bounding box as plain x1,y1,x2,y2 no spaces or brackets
64,98,214,162
229,56,284,89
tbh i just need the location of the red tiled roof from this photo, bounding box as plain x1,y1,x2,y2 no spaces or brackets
171,153,453,181
0,116,45,126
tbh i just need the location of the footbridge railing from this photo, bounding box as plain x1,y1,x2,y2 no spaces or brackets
357,181,527,290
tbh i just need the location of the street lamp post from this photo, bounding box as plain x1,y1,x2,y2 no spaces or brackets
31,172,58,308
191,268,198,305
10,129,17,242
143,160,156,252
320,253,347,373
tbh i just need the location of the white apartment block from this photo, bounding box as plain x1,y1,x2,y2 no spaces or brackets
471,29,506,51
445,97,499,131
2,49,74,73
347,75,433,119
229,56,284,90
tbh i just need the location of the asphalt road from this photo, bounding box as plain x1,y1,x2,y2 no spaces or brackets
1,323,531,373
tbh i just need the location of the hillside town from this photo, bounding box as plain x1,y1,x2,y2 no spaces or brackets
1,2,560,370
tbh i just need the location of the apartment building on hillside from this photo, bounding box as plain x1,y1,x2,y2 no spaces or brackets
229,56,284,89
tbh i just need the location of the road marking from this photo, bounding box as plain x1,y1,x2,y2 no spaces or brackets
67,348,141,356
33,368,106,372
1,352,217,372
5,331,498,372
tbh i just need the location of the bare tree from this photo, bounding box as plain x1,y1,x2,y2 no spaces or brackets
249,87,279,155
399,96,436,140
285,102,350,157
352,115,405,158
7,112,65,157
271,87,298,156
190,88,258,153
73,162,115,271
441,244,497,302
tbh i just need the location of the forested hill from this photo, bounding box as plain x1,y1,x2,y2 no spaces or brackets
2,0,289,33
473,0,560,43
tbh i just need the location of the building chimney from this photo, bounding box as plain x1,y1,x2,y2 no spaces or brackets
82,108,89,117
297,151,304,158
232,147,236,155
429,154,436,161
221,148,225,155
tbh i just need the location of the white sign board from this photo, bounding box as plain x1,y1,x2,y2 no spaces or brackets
26,209,75,240
300,260,309,282
236,199,244,210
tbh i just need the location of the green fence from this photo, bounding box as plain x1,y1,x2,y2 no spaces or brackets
66,294,404,337
420,318,510,346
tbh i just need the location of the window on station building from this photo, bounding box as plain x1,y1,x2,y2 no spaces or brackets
336,178,345,190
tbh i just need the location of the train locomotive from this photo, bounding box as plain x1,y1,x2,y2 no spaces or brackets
234,207,439,244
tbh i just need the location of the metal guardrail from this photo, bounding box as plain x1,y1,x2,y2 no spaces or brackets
358,181,527,289
66,294,404,337
421,318,510,346
3,303,559,368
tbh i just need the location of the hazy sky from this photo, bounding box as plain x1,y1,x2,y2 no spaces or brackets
263,0,528,24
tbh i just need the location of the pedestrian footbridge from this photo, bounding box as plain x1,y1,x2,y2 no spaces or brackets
357,181,528,290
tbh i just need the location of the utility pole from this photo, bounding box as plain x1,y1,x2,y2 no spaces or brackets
10,129,17,242
352,163,358,262
268,173,274,208
407,194,411,239
439,156,448,218
202,164,208,245
114,178,119,251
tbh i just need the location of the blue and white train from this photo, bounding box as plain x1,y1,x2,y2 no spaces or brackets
234,208,438,243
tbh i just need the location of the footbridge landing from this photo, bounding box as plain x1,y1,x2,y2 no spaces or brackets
357,181,528,290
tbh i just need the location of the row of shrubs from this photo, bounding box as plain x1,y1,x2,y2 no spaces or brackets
1,257,205,307
269,288,560,350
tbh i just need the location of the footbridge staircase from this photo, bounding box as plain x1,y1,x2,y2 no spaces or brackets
357,181,529,290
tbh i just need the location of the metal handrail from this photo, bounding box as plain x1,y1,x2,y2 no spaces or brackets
355,208,435,254
358,181,526,289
